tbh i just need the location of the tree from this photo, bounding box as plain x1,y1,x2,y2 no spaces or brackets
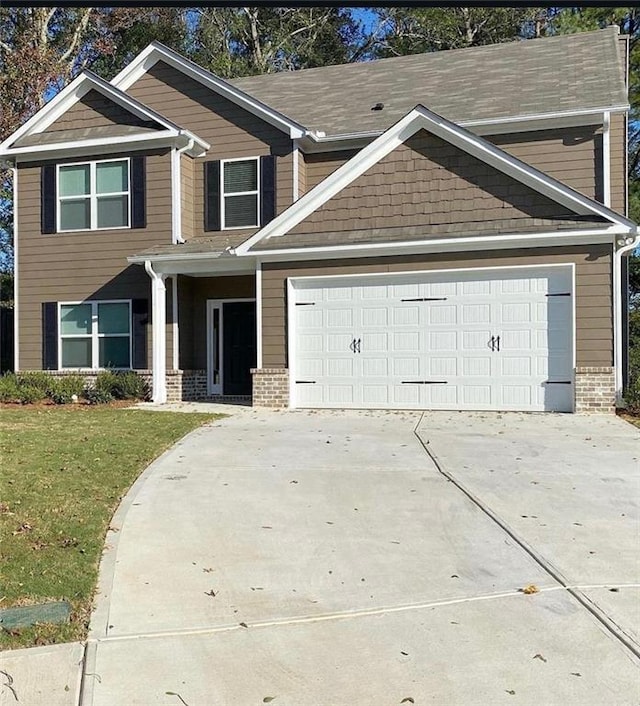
370,7,548,57
192,7,360,78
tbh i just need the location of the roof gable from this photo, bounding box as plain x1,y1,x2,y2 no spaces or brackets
238,105,635,255
0,71,209,158
111,41,307,139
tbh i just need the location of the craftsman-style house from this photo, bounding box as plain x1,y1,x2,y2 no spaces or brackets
1,27,637,412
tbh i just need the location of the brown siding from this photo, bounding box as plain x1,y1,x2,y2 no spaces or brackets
177,275,255,369
127,62,293,243
46,90,152,131
609,112,626,215
303,150,358,191
291,131,576,236
17,149,173,371
181,155,195,239
261,246,612,369
490,126,601,201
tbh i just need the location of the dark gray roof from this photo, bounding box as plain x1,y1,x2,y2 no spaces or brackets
249,218,610,252
14,124,161,147
231,28,627,136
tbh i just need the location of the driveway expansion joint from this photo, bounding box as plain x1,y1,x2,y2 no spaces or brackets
414,412,640,661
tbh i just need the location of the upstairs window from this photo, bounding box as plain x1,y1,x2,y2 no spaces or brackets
59,301,131,369
57,159,130,232
222,158,259,228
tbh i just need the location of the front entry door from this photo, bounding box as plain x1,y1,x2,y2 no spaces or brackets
222,301,256,395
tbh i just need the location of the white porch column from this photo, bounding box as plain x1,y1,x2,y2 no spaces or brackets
145,260,167,404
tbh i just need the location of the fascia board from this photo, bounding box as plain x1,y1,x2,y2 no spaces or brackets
0,130,180,160
245,227,624,261
112,42,307,139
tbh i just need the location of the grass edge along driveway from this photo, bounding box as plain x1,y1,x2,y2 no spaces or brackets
0,405,218,650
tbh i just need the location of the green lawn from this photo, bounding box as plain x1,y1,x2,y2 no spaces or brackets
0,405,217,649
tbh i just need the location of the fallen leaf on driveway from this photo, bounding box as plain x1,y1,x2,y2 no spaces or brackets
571,672,582,677
400,699,415,704
204,590,217,597
239,622,248,628
263,698,276,703
521,584,539,594
505,690,516,695
533,653,547,662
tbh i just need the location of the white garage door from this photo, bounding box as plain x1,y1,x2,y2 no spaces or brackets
290,267,574,412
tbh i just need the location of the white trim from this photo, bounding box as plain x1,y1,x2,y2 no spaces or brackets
57,299,132,371
172,275,179,371
292,142,299,201
236,105,635,255
111,42,306,139
12,165,18,371
603,111,611,208
460,105,629,129
221,157,260,230
287,263,576,411
57,157,131,233
145,261,167,403
206,298,256,395
247,227,625,261
256,262,263,368
613,234,640,399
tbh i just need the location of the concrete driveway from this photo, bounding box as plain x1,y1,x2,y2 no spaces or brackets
13,408,638,706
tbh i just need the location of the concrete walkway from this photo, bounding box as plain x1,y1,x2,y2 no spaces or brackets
3,408,639,705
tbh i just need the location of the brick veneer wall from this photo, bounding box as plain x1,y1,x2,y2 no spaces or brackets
574,367,616,413
251,368,289,408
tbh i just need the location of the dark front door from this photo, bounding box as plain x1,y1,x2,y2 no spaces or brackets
223,301,256,395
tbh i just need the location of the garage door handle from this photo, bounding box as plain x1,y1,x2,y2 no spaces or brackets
355,338,361,353
488,336,495,351
496,335,500,352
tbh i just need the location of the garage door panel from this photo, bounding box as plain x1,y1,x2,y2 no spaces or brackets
292,266,573,412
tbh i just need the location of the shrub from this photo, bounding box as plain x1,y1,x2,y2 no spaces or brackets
0,373,20,403
49,375,86,405
17,371,56,396
18,384,46,404
84,386,113,405
96,370,149,400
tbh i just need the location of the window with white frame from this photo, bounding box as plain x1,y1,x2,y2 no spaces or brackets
222,158,259,228
58,159,130,232
59,301,131,369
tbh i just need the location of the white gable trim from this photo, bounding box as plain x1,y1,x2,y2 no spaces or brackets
111,42,307,140
0,71,209,159
235,105,635,255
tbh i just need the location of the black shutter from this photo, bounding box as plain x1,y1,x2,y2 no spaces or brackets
204,160,221,231
41,165,56,234
131,156,146,229
131,298,148,369
42,302,58,369
260,155,277,226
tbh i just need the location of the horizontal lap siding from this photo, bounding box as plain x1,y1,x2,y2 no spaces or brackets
261,246,612,368
17,150,172,370
127,62,293,242
46,90,152,131
609,113,626,215
490,126,601,201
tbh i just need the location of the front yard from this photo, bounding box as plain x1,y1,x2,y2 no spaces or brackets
0,405,216,649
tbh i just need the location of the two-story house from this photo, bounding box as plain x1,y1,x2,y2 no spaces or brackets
1,27,637,413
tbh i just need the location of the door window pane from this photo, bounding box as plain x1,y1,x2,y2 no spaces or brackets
61,338,92,368
59,165,90,196
97,195,128,228
98,302,130,334
60,199,90,231
225,194,258,227
224,160,257,193
99,337,130,368
97,160,128,194
60,304,92,335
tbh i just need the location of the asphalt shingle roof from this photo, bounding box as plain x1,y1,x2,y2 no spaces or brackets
231,27,627,136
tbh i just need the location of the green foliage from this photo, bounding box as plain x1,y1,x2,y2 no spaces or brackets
18,384,45,404
0,372,19,402
95,370,149,400
83,386,113,405
48,375,85,404
16,371,56,395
